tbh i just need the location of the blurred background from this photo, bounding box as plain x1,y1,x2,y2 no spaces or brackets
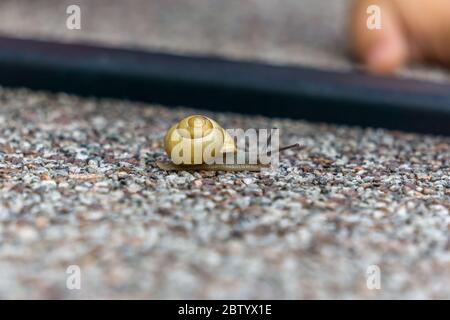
0,0,349,70
1,0,449,83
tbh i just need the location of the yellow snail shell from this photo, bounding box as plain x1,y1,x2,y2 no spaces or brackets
164,115,236,165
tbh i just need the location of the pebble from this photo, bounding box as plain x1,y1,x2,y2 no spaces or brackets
193,179,203,188
127,183,141,193
242,178,255,185
16,225,38,242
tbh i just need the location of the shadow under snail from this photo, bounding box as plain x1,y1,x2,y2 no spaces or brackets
156,115,300,172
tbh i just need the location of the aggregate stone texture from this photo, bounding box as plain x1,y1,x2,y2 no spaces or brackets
1,87,450,298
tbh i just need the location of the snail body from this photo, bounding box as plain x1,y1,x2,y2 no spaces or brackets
159,115,300,172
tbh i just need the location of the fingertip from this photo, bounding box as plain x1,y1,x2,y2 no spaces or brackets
365,39,408,75
349,0,409,75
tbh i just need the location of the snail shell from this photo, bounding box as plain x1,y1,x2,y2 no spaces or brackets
164,115,236,165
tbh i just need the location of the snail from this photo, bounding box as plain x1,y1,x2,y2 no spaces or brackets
156,115,300,172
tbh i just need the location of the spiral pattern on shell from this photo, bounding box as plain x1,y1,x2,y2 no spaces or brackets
164,115,236,165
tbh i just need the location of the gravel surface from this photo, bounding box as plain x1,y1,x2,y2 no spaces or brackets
1,87,450,299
